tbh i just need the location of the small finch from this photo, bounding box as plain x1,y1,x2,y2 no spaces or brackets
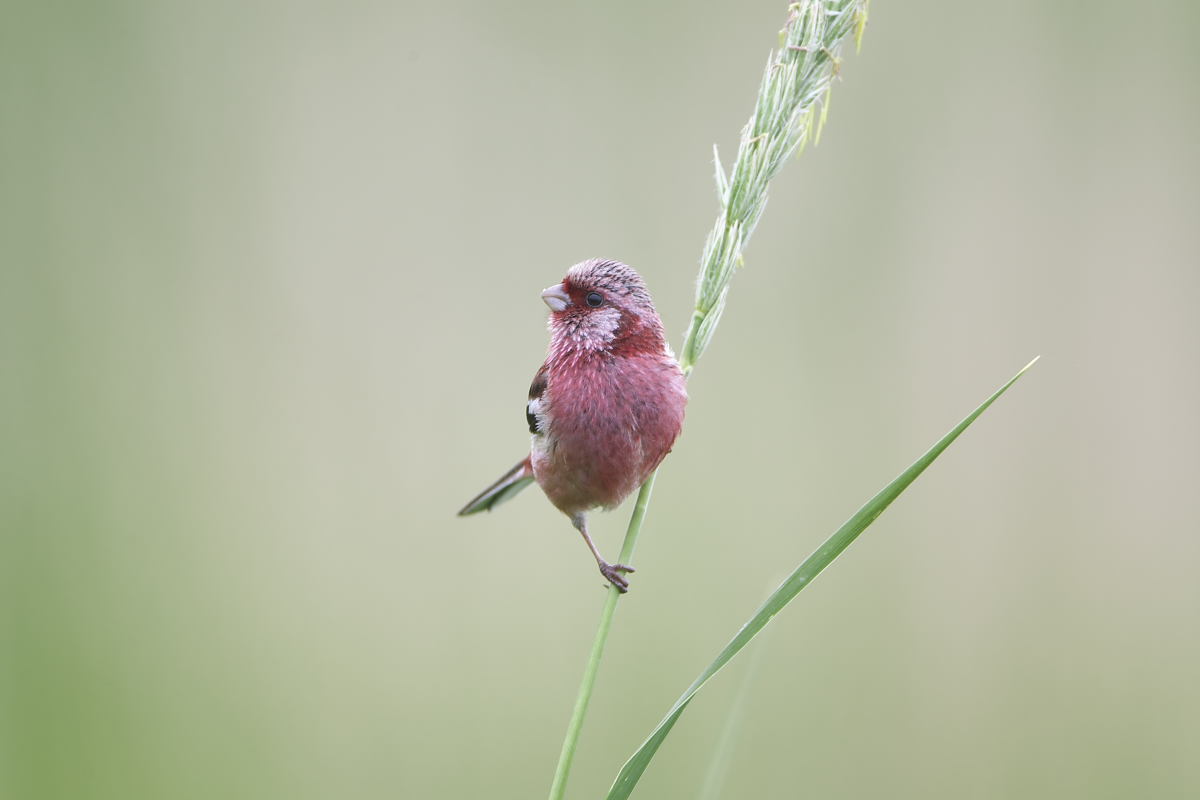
458,258,687,592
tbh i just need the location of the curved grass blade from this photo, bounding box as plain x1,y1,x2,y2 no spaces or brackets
605,357,1039,800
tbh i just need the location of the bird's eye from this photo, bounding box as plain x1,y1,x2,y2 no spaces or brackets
585,292,604,307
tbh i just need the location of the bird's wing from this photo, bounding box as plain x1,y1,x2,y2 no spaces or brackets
526,363,549,434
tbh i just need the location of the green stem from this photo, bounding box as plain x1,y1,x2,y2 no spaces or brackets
547,471,659,800
679,312,703,376
547,5,867,791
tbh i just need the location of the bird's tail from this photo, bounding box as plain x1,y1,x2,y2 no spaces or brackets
457,456,536,516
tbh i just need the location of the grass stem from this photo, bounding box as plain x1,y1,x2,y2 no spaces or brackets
547,2,868,795
547,473,658,800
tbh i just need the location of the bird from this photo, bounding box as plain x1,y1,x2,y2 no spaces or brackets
458,258,688,592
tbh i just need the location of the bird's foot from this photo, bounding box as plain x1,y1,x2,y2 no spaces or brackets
599,561,636,593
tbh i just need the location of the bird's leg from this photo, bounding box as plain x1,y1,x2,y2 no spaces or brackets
570,513,635,593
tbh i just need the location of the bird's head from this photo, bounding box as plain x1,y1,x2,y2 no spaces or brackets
542,259,666,357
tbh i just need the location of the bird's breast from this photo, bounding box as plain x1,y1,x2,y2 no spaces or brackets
531,353,686,514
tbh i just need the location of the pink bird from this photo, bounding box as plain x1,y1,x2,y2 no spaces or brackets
459,259,688,592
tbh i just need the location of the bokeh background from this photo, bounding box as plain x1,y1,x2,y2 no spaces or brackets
4,1,1198,798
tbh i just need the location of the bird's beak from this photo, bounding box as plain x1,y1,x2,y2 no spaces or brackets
541,283,571,312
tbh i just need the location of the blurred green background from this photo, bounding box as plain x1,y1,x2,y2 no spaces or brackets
4,1,1198,798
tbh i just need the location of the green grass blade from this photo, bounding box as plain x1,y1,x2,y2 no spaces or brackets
605,357,1039,800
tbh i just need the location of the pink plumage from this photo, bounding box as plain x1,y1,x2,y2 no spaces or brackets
459,258,687,592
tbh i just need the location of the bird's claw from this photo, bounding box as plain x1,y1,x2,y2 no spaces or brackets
599,561,636,593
